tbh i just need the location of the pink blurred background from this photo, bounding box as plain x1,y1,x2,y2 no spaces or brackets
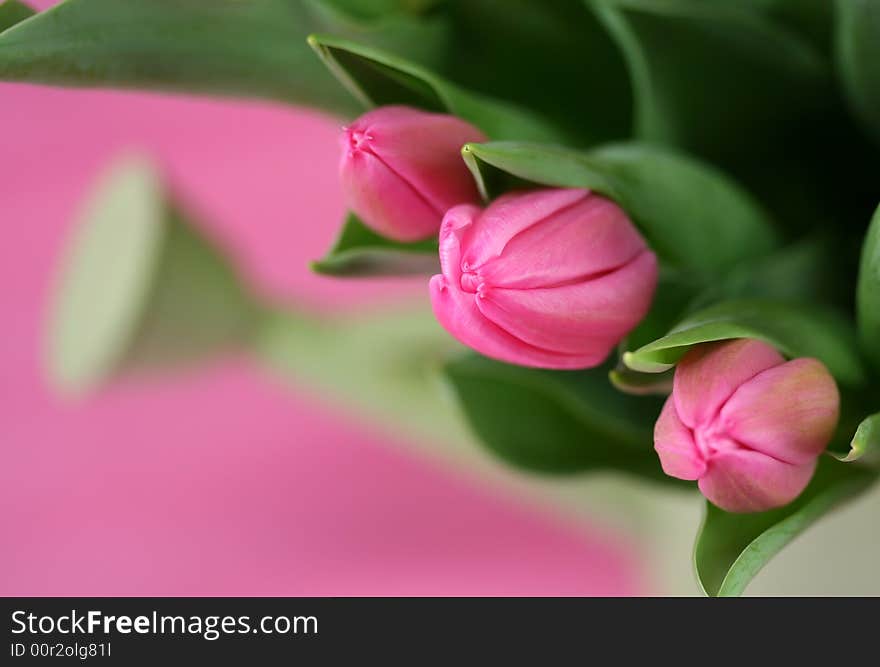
0,1,645,595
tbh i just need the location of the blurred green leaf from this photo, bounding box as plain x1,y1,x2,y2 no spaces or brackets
461,141,777,275
321,0,440,19
443,354,679,483
694,457,877,596
442,0,631,145
623,298,867,387
690,237,843,309
47,155,258,395
0,0,33,32
586,0,829,162
857,204,880,369
49,156,469,438
307,34,567,141
311,213,439,276
256,303,472,446
321,1,634,144
738,0,833,54
836,0,880,143
0,0,449,115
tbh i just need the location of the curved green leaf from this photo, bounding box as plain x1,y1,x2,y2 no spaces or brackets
311,213,439,276
0,0,448,115
608,364,673,396
307,34,566,141
857,204,880,369
443,354,679,483
835,0,880,143
614,240,848,394
834,412,880,465
610,270,700,396
0,0,33,32
586,0,829,161
623,298,866,387
694,457,877,596
461,141,778,275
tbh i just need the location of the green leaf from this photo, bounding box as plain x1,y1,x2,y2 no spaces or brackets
441,0,632,145
318,1,634,144
690,236,844,309
461,141,778,275
47,155,259,395
0,0,449,115
608,364,673,396
610,270,699,396
321,0,440,20
443,354,679,483
835,0,880,143
623,298,867,387
307,34,567,141
745,0,833,53
694,457,877,596
0,0,33,32
613,241,846,394
311,213,439,276
857,204,880,369
834,412,880,465
586,0,829,162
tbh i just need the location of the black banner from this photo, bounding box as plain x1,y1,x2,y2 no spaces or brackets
1,597,872,663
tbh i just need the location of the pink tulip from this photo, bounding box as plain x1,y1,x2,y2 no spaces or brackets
339,105,486,241
429,188,658,369
654,339,840,513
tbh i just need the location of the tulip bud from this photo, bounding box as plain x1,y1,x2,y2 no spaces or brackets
429,188,658,369
339,105,486,241
654,339,840,513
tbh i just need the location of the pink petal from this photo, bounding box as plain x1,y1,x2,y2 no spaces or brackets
654,397,706,480
356,106,486,214
339,149,439,241
474,250,657,357
429,275,604,369
438,204,481,284
698,448,816,513
478,195,646,289
719,358,840,465
673,339,784,430
460,189,589,270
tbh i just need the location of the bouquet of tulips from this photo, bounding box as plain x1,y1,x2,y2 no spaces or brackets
3,0,878,595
